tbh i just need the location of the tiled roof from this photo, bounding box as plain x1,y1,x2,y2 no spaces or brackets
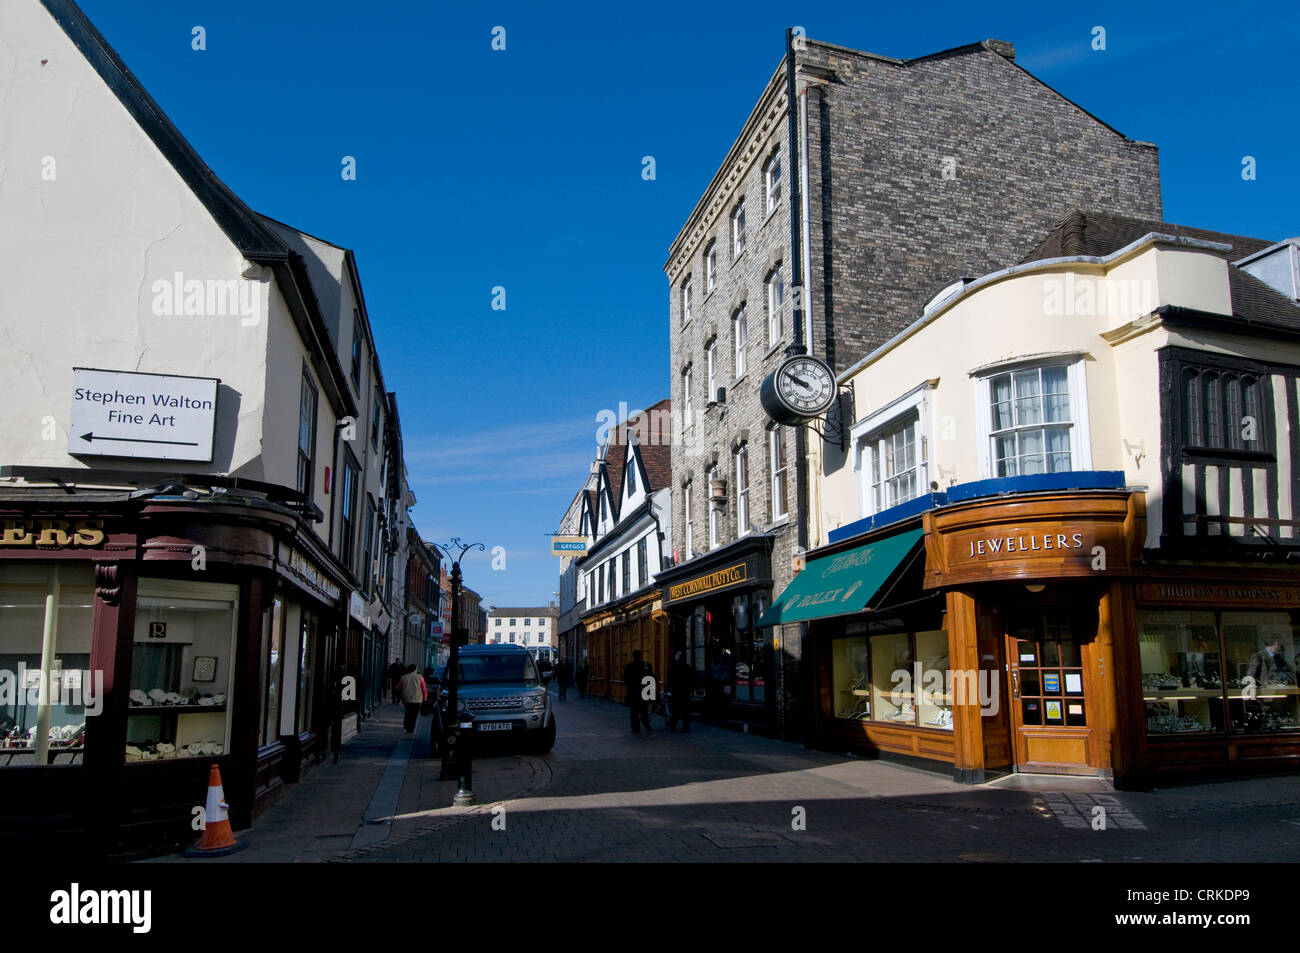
1020,210,1298,332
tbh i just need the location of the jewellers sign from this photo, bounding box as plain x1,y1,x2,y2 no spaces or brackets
68,368,219,463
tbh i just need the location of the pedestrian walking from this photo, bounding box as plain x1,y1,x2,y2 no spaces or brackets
398,664,426,733
555,658,573,700
575,658,590,699
666,650,695,732
387,660,404,705
623,650,654,734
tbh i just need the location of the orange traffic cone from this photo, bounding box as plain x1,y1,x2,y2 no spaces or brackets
183,763,246,857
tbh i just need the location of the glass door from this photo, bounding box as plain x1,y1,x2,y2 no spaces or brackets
1007,605,1096,772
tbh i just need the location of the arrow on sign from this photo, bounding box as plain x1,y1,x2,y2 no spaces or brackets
79,432,199,447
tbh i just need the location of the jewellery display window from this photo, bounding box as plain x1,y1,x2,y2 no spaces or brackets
871,632,916,725
914,629,953,730
1137,608,1299,736
832,624,951,729
832,632,871,721
1137,610,1222,734
1223,611,1298,734
126,580,238,763
0,564,95,766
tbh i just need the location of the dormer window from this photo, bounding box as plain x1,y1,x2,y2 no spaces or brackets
627,457,637,496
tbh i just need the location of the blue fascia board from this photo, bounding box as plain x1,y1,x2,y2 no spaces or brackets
827,493,944,544
944,470,1128,502
825,472,1129,545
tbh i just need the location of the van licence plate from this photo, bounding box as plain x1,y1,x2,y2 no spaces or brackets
478,722,512,732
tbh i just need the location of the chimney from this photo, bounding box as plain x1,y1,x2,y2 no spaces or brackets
983,39,1015,61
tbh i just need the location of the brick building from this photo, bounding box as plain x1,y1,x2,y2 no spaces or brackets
660,34,1163,739
403,529,440,669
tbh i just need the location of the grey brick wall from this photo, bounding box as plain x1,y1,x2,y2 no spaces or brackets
665,38,1162,740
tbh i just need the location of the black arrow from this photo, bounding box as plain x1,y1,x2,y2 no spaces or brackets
80,432,199,447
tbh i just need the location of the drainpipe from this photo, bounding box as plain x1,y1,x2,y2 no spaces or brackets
785,27,811,745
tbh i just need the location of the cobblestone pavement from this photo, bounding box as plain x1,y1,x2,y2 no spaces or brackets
344,692,1300,864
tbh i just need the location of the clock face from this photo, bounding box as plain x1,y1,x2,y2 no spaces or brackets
776,356,836,416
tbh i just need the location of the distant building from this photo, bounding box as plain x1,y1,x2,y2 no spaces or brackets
487,605,560,662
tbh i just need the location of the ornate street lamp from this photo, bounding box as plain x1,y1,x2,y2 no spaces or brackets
426,537,484,805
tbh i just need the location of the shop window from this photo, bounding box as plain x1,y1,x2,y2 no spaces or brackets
127,580,238,763
732,592,769,704
871,632,916,726
1224,612,1298,733
1138,609,1222,734
1138,608,1299,736
297,610,317,733
831,626,951,730
260,597,283,747
0,564,95,766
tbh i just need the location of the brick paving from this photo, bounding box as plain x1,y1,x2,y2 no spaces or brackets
155,692,1300,863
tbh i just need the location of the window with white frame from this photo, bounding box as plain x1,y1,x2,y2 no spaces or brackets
766,268,784,348
980,362,1088,477
733,305,748,379
736,445,750,536
708,465,720,548
682,365,693,429
706,339,717,403
852,387,934,520
705,243,717,294
684,480,694,556
682,276,693,325
865,414,922,514
764,152,782,214
732,200,747,258
769,424,788,520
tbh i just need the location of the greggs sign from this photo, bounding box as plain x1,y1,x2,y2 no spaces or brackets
0,519,106,547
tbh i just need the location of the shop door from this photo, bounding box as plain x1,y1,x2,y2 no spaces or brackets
1006,606,1098,775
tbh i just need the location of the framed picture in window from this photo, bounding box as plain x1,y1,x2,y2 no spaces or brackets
193,656,218,683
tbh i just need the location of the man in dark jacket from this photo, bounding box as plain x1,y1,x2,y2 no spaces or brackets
554,659,573,700
666,651,695,732
623,650,653,734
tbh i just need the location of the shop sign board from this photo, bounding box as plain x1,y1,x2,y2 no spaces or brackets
287,547,342,602
923,494,1137,588
349,590,370,629
551,535,588,557
69,368,219,462
1138,580,1300,608
663,558,757,607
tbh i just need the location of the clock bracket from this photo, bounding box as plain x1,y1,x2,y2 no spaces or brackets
802,380,854,450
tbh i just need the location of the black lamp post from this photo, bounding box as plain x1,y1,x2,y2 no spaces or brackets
427,537,483,806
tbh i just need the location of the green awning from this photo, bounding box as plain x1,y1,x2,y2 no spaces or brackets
757,528,923,626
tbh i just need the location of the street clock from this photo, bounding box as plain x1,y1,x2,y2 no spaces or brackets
760,354,837,426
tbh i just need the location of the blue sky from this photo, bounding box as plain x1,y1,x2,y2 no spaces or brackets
77,0,1299,609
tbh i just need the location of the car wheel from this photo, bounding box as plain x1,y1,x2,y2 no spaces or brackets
533,714,556,754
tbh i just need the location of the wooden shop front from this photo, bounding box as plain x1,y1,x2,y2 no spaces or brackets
581,589,668,704
0,495,349,855
801,489,1148,784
